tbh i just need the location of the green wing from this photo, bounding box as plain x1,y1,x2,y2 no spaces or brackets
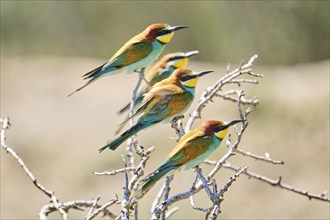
105,42,153,69
167,135,213,167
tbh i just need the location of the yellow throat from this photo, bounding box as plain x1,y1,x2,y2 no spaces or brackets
215,128,228,140
182,77,198,88
157,32,174,44
172,58,188,69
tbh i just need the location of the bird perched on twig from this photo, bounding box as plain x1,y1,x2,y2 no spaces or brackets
117,50,199,115
68,23,188,96
99,68,213,152
134,119,244,199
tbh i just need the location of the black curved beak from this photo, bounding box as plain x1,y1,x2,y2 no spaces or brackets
184,50,199,58
196,70,214,77
170,25,189,32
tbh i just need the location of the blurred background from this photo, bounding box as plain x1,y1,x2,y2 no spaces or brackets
1,1,329,219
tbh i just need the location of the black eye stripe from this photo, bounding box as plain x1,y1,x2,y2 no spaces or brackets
180,75,192,81
156,29,171,37
168,56,185,62
214,125,225,132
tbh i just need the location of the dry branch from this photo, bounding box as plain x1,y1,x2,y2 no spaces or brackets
223,162,330,202
185,54,262,131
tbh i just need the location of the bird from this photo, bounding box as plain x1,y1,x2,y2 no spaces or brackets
68,23,188,96
134,119,244,198
117,50,199,115
99,68,213,152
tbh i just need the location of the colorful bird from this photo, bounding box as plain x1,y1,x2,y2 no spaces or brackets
68,23,188,96
118,50,199,115
99,68,213,152
135,119,244,198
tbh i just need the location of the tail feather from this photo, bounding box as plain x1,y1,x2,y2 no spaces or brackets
135,164,176,199
82,64,105,79
117,102,131,115
99,122,146,152
68,64,117,97
67,78,96,97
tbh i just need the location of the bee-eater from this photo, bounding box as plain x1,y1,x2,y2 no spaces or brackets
68,23,188,96
99,68,213,152
118,50,199,115
136,119,244,197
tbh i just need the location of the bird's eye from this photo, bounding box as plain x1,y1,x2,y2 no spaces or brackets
214,125,225,132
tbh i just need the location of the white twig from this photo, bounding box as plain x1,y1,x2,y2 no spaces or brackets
121,155,130,220
223,162,330,202
85,198,120,220
151,184,166,215
86,195,101,218
194,167,213,199
93,167,136,176
39,199,119,220
165,206,179,219
161,175,174,220
215,89,259,105
185,54,262,132
236,148,285,165
0,117,68,219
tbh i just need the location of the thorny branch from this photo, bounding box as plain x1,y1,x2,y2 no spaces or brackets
223,162,330,202
207,167,248,220
185,54,262,132
236,148,285,165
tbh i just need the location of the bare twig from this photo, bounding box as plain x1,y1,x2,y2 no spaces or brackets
151,184,166,215
190,194,210,212
0,117,68,219
165,206,179,219
85,198,120,220
161,175,174,220
194,167,214,199
236,148,285,165
217,166,248,199
121,156,130,220
215,89,259,105
127,69,146,159
86,195,101,218
93,167,136,176
39,198,119,220
185,54,262,132
223,162,330,202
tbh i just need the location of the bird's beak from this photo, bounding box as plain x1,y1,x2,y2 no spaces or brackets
184,50,199,58
196,70,214,77
225,119,246,128
170,25,189,32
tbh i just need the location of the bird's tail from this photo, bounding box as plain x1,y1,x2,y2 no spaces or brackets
67,79,96,97
68,64,117,97
67,65,104,97
133,164,176,200
117,102,131,115
99,122,147,152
